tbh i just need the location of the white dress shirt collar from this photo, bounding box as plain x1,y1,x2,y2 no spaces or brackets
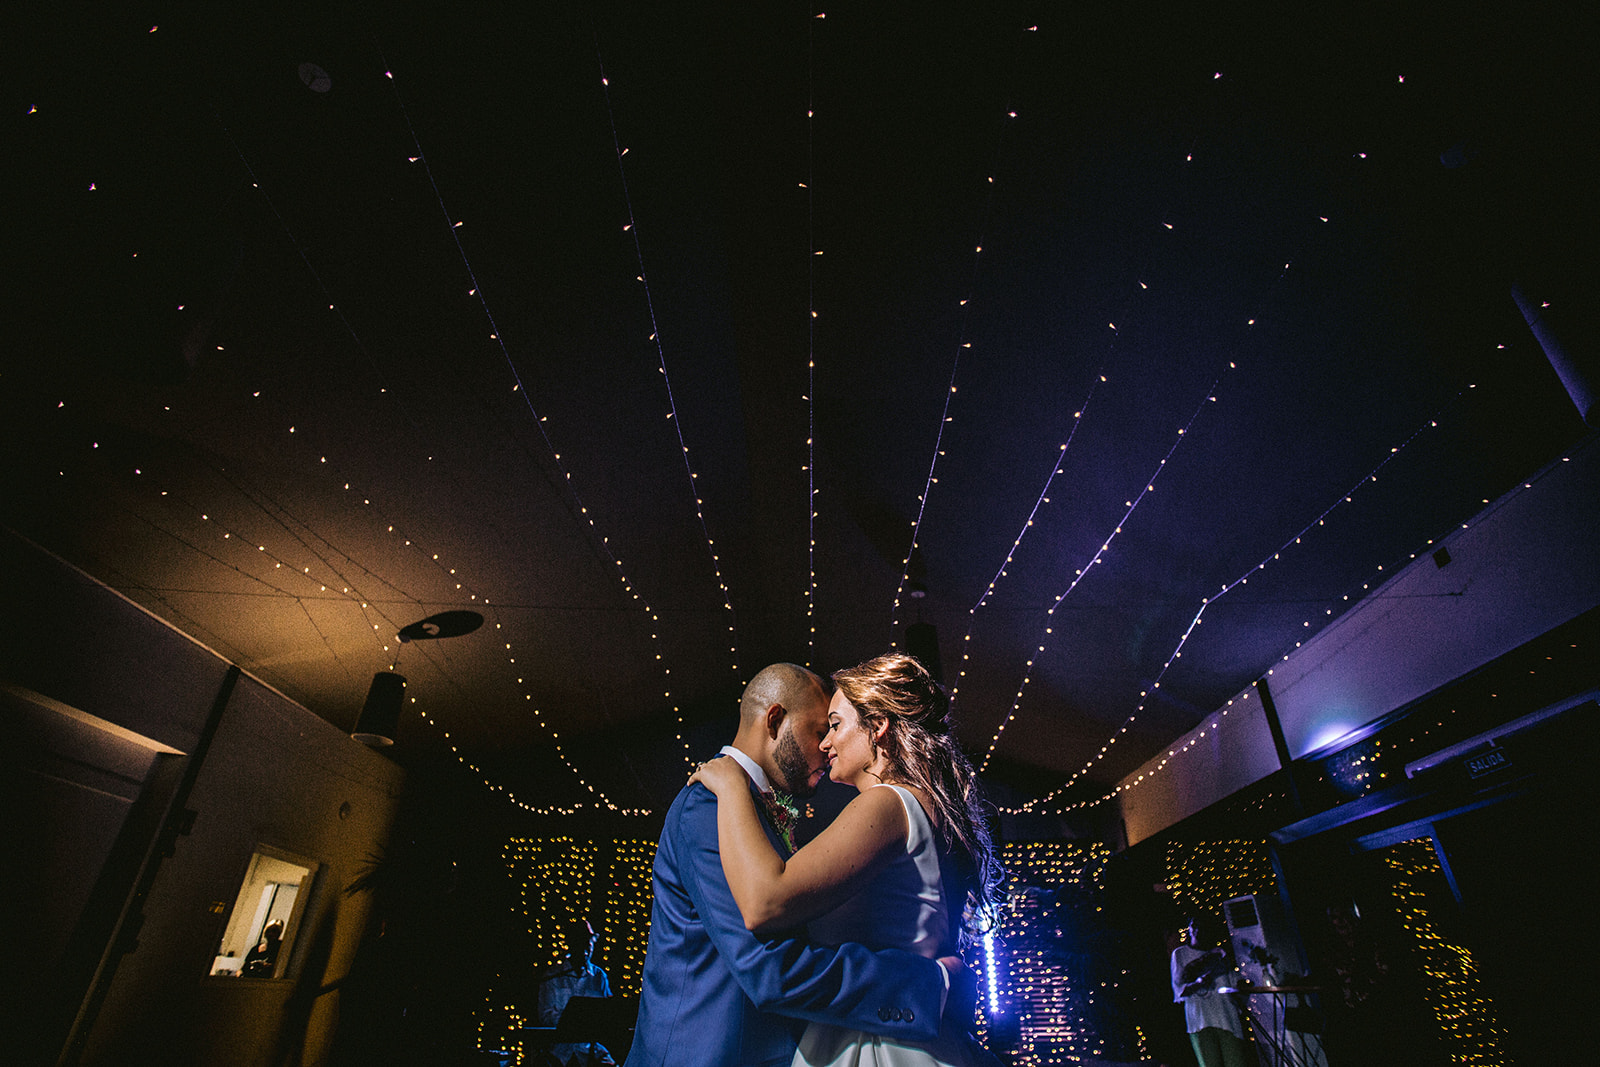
719,745,773,794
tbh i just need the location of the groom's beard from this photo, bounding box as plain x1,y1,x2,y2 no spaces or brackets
772,727,820,798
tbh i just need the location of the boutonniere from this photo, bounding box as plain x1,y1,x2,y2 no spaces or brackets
762,790,799,853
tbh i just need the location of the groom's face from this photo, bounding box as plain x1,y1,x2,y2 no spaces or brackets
772,698,831,797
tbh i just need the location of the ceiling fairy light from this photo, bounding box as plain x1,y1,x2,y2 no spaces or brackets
77,218,650,814
972,142,1349,784
978,360,1235,774
888,23,1038,649
951,303,1140,709
1001,376,1549,817
950,47,1221,711
380,56,696,774
805,11,821,664
596,50,741,699
23,13,1576,836
118,438,639,807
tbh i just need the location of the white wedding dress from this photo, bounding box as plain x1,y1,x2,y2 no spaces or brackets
795,785,998,1067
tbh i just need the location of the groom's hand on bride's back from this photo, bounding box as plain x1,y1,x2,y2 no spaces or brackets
937,954,979,1032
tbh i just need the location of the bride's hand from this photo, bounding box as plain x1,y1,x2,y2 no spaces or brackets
938,955,978,1031
688,755,749,797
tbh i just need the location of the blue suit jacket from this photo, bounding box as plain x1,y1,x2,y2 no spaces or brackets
624,781,946,1067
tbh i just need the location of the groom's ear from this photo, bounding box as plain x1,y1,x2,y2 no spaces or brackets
764,703,786,740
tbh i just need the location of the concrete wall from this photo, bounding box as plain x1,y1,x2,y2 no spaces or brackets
1116,438,1600,846
3,530,406,1066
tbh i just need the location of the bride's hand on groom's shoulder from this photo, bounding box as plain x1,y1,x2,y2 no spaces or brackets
688,755,748,797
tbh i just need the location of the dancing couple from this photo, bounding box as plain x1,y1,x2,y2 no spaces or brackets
625,654,1002,1067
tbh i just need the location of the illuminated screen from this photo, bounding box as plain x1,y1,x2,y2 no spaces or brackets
1225,896,1260,930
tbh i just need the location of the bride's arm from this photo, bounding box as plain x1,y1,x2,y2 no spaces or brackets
692,759,906,935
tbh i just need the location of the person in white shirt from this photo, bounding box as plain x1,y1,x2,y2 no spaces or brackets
1170,917,1249,1067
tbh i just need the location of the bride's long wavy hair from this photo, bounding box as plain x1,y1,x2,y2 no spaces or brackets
832,652,1001,941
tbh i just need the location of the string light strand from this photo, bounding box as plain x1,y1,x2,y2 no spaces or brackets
976,360,1235,773
381,58,695,770
805,9,820,664
888,22,1038,645
596,44,742,689
1004,377,1561,815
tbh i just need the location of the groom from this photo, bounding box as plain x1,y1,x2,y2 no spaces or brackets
625,662,960,1067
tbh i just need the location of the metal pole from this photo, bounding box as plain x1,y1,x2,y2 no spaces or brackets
1254,677,1303,819
1513,284,1595,427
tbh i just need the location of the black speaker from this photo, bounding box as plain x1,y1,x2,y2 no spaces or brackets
352,672,405,746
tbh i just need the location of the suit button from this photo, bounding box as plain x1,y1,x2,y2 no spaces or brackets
904,1009,914,1023
878,1007,891,1021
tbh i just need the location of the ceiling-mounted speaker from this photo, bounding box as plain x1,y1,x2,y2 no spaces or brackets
905,622,943,684
398,610,485,642
298,62,332,93
352,671,406,747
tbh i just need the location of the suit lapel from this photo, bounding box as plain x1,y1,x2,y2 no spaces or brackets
749,781,792,859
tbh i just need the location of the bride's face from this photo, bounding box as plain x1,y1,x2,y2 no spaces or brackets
821,690,882,787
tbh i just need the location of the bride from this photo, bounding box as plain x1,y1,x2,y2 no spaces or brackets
690,652,1002,1067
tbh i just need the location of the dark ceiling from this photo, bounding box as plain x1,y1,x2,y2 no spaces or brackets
6,2,1594,818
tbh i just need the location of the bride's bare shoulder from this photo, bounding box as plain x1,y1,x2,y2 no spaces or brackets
837,782,911,827
847,781,941,831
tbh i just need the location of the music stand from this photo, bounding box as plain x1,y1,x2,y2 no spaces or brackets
553,995,639,1062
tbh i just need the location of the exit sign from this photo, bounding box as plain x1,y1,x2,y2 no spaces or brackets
1464,749,1510,778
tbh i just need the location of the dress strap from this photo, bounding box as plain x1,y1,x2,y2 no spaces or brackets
871,783,931,854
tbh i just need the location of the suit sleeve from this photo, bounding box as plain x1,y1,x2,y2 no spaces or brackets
673,784,944,1041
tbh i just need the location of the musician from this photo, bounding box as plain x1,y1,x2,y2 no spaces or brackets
536,917,615,1067
1170,916,1250,1067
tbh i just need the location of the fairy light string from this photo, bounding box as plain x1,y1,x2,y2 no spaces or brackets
948,380,1098,707
51,71,662,813
407,620,651,816
947,40,1223,711
1100,483,1600,825
949,142,1202,707
977,359,1236,774
380,57,695,771
62,394,652,814
595,44,742,687
948,315,1157,710
75,439,414,675
392,604,650,815
228,451,649,814
212,118,418,432
971,110,1333,779
82,493,321,668
805,9,822,663
1003,377,1561,816
270,433,656,815
78,450,416,685
887,22,1040,647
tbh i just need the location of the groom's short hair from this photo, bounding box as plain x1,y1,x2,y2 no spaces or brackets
739,663,829,724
